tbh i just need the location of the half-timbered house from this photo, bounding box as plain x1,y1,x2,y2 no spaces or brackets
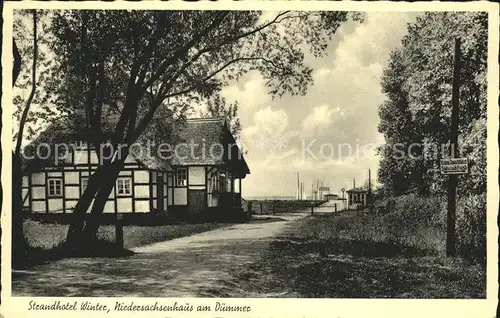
21,117,249,221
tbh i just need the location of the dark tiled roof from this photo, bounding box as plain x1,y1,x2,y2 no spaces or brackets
170,117,250,176
170,118,226,165
21,104,172,172
22,114,249,176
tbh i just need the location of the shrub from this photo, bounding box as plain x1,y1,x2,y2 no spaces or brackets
387,193,445,235
381,192,486,263
456,193,486,264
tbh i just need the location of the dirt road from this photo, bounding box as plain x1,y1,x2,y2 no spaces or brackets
12,212,309,297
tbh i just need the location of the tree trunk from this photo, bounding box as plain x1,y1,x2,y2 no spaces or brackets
81,161,124,249
65,165,107,248
12,153,27,269
65,157,126,252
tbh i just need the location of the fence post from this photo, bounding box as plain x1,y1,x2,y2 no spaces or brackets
260,202,263,215
272,202,275,215
311,205,314,216
334,203,337,213
115,213,124,249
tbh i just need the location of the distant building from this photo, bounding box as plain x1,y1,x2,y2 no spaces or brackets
324,193,338,201
318,186,330,200
346,187,368,210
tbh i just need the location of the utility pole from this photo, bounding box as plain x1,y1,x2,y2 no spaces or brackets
297,173,300,200
368,169,372,205
316,180,319,200
447,38,461,257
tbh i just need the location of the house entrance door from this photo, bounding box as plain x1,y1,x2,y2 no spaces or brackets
188,190,206,215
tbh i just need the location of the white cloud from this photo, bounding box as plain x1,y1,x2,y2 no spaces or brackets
240,106,289,145
225,13,419,197
302,104,341,134
221,72,271,111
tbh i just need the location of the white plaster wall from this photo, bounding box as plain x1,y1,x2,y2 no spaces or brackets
134,170,149,183
124,154,137,163
47,172,62,177
73,150,87,164
66,200,78,211
103,200,115,213
48,199,64,213
64,171,79,184
65,186,79,199
32,186,45,199
135,201,150,213
117,198,133,213
173,188,187,205
168,189,173,205
90,151,99,164
152,184,157,198
134,185,149,198
32,201,45,212
22,176,29,187
189,166,205,185
31,173,45,185
22,189,30,207
189,185,205,190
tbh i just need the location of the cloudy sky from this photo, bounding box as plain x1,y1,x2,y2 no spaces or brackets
221,12,419,198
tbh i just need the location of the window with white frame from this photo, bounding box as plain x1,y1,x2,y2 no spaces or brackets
218,171,226,192
116,177,132,195
176,168,187,186
81,177,89,193
48,178,63,197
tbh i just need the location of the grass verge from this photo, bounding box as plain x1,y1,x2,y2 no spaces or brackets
216,212,485,298
19,220,231,268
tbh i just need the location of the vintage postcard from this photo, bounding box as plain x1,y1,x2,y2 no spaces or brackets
1,1,498,317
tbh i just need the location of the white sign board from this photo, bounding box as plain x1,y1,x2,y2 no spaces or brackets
440,158,468,175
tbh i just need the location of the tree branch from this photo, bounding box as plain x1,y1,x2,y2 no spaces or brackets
15,10,38,156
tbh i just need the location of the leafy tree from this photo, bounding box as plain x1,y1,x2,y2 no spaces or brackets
19,10,362,250
378,12,487,197
12,10,42,268
13,10,59,143
203,95,241,139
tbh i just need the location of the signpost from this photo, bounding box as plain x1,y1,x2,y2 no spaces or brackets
440,158,468,175
446,38,462,257
115,213,123,249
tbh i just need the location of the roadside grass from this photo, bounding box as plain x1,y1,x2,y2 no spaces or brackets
220,213,485,298
20,219,231,267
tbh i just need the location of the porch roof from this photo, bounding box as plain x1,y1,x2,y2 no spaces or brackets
346,187,368,193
